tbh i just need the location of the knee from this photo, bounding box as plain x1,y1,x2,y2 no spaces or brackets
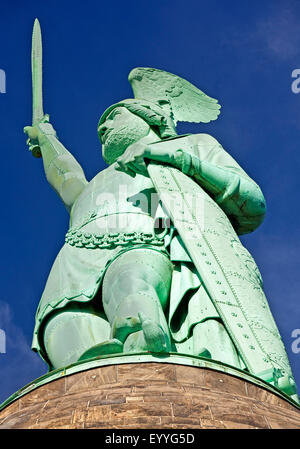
113,270,151,295
42,309,111,369
104,249,172,293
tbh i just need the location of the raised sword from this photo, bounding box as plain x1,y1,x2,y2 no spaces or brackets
28,18,48,157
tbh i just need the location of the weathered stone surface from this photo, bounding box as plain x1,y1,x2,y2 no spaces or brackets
0,363,300,429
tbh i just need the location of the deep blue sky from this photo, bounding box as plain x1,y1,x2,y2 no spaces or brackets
0,0,299,404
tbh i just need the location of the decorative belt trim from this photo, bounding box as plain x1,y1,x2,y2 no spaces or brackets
65,229,165,249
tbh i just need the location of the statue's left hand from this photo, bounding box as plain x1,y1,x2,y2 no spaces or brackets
116,142,150,177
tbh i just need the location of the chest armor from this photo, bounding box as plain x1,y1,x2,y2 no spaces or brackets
69,163,159,236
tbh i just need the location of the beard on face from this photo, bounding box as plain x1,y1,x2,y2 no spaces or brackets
102,120,150,165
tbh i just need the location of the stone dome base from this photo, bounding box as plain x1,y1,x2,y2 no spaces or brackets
0,358,300,429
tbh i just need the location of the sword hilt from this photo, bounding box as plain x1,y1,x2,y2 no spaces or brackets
28,141,42,158
26,113,50,158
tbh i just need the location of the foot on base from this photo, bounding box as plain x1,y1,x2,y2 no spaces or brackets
111,316,142,343
78,338,123,361
196,347,212,359
138,312,171,353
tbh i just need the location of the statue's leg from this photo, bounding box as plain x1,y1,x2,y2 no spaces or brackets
102,248,173,353
192,319,242,369
43,305,111,369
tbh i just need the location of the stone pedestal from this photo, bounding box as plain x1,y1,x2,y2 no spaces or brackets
1,357,300,429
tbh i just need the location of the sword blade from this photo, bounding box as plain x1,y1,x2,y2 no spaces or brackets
31,18,44,125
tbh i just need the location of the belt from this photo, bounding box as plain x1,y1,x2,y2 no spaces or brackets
65,229,165,249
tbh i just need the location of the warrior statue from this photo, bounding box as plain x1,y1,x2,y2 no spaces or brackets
24,20,298,402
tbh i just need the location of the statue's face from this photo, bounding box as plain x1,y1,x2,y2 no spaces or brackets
98,107,150,164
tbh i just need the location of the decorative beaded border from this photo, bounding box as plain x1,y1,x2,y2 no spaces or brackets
65,229,165,249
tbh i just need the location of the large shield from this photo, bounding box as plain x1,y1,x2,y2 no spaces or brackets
148,161,292,380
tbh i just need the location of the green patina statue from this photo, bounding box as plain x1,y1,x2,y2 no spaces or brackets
24,20,298,402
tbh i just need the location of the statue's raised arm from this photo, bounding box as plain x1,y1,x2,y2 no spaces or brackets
24,19,87,212
24,119,88,211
